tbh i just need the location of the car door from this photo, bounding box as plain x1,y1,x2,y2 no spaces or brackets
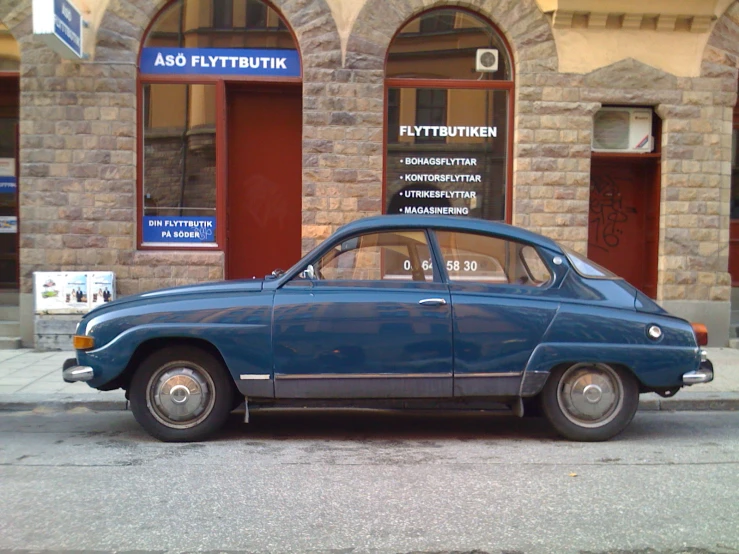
272,229,453,398
430,230,561,397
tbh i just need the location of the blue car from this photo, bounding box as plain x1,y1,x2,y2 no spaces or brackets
63,215,714,442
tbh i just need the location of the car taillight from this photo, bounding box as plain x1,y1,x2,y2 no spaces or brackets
691,323,708,346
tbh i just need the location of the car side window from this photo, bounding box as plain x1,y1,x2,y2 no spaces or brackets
313,230,433,282
434,231,552,286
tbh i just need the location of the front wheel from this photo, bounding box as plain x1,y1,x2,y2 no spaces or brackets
540,363,639,442
129,346,234,442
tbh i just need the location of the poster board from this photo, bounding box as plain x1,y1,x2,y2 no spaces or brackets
34,271,116,314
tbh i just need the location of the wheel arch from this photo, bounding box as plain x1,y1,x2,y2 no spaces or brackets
521,358,643,398
102,337,236,398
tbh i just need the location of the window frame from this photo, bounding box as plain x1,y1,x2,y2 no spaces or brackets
383,7,515,224
136,0,302,252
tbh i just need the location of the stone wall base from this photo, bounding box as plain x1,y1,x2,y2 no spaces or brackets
34,315,80,351
660,300,730,347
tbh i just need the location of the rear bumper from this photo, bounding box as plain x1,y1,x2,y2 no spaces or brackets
62,357,94,383
682,352,714,385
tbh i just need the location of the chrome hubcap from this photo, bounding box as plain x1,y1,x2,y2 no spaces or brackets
147,364,215,429
557,364,623,428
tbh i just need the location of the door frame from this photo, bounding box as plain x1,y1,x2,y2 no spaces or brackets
0,73,20,290
223,81,302,280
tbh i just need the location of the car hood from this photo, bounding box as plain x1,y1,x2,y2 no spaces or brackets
85,279,265,316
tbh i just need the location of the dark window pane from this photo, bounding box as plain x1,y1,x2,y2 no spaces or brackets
419,13,455,33
213,0,233,29
387,89,400,145
246,0,267,28
415,89,446,144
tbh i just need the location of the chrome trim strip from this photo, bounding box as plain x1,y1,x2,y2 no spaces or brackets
275,373,452,380
240,374,272,380
418,298,447,306
456,372,522,378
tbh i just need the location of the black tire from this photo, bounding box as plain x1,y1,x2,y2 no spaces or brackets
540,362,639,442
129,345,234,442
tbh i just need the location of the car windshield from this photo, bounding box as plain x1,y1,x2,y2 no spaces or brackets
561,246,620,279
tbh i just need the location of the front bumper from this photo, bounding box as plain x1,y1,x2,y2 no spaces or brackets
682,351,714,385
62,357,94,383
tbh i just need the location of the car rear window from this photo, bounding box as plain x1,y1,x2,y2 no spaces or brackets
562,247,619,279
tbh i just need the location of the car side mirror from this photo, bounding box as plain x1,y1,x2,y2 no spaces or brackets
299,264,316,280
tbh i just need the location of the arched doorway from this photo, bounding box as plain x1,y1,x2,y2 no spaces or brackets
139,0,302,279
384,9,513,221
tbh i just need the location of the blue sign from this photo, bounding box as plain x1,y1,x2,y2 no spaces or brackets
143,216,216,244
0,176,16,194
54,0,82,58
140,48,301,77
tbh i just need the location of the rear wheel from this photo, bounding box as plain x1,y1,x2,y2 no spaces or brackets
129,346,234,442
541,363,638,441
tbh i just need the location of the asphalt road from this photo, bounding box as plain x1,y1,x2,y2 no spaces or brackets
0,409,738,554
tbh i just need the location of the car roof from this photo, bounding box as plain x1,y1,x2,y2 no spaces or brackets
336,215,563,252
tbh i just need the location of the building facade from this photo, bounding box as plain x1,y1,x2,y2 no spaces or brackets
0,0,739,346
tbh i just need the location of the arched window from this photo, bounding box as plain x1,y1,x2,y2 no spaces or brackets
138,0,299,249
385,9,513,221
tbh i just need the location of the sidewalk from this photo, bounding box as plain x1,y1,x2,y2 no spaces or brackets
0,347,737,412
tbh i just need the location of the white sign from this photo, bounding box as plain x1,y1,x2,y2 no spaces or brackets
32,0,84,60
0,158,15,177
34,271,116,314
399,126,498,138
0,216,17,234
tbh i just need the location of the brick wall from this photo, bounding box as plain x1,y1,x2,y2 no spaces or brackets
0,0,737,310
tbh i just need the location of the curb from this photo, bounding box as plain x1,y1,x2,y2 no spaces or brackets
0,392,737,413
0,393,127,412
638,391,739,412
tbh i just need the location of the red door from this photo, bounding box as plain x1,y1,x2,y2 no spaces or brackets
588,158,659,296
226,85,302,279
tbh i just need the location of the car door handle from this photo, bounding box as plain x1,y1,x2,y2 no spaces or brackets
418,298,447,306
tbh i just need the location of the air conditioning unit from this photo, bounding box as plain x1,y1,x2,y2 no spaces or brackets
592,107,653,153
476,49,499,72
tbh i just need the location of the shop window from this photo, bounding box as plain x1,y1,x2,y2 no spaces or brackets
385,8,513,222
139,0,299,249
142,84,217,244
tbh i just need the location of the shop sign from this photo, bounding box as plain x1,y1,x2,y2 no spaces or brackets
32,0,84,60
34,271,116,314
140,48,300,77
0,158,15,194
143,216,216,245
